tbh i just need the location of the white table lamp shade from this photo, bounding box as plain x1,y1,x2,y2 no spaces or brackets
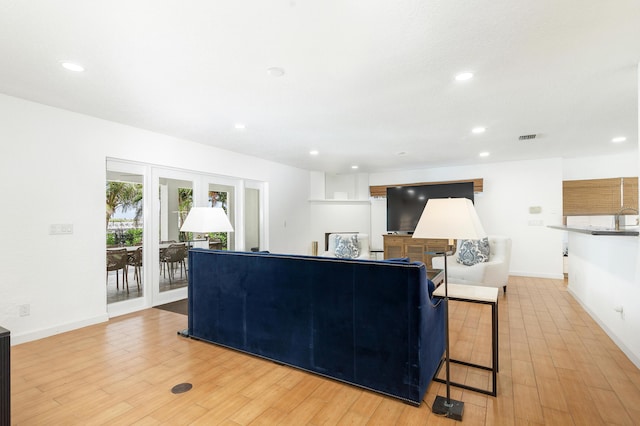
180,207,234,233
413,198,486,240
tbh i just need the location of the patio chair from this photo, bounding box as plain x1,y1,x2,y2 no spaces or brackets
160,243,188,284
106,248,128,291
127,246,143,291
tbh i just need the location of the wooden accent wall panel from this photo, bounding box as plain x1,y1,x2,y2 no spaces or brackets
563,177,638,216
370,178,483,198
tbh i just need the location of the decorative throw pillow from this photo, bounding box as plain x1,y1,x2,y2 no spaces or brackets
456,237,490,266
334,234,360,259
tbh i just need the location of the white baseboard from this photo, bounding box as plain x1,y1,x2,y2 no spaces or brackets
568,288,640,370
10,313,109,346
509,271,565,280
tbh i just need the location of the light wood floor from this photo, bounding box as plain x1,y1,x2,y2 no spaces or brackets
11,276,640,425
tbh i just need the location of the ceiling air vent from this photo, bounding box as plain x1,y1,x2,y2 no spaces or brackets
518,134,537,140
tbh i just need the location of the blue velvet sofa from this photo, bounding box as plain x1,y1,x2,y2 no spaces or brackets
187,249,445,406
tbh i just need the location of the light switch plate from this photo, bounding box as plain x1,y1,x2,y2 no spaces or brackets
50,224,73,235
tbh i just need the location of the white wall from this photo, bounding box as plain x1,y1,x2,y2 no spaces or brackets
309,172,372,255
563,152,638,180
0,93,310,344
370,158,565,279
309,201,371,254
324,173,370,200
568,232,640,368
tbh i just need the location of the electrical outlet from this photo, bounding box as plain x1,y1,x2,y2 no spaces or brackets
19,304,30,317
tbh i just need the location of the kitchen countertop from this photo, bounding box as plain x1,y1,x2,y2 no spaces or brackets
548,225,639,236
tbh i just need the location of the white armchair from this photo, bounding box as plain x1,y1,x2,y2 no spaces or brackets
432,235,512,292
320,233,371,260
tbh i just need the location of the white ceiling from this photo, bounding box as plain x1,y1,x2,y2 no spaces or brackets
1,0,639,173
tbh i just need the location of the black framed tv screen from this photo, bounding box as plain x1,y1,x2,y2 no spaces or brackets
386,182,474,233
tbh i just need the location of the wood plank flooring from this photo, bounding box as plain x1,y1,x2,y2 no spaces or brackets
11,276,640,424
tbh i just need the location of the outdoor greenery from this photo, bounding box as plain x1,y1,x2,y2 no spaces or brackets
106,181,143,246
124,228,143,245
209,231,227,248
106,182,143,229
106,232,117,246
209,191,229,249
106,183,230,249
178,187,193,242
106,227,143,246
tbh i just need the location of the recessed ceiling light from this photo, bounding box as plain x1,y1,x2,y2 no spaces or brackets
455,72,473,81
479,152,490,157
472,127,486,134
234,123,246,130
351,165,359,169
267,67,285,77
611,136,627,143
309,150,319,156
61,62,84,72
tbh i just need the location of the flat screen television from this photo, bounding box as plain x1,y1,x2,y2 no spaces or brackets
386,182,474,233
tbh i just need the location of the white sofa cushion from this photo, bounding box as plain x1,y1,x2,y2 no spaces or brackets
432,235,511,291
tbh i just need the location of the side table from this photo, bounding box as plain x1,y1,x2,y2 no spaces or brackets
427,269,444,286
432,283,499,396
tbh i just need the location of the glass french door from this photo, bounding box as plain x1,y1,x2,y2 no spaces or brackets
106,160,268,315
153,169,195,304
207,182,235,250
158,177,192,292
244,187,260,252
106,160,148,313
